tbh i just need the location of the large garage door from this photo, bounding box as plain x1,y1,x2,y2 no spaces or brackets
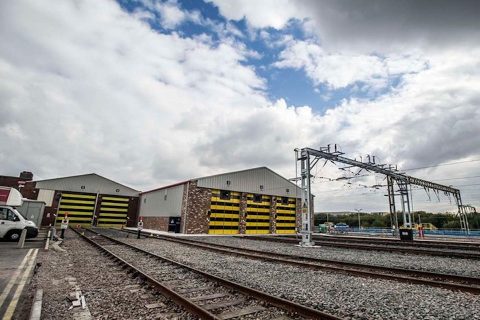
275,197,296,234
246,194,271,234
57,193,96,226
97,196,129,227
208,190,240,235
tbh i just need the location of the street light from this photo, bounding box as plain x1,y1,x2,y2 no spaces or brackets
355,208,363,232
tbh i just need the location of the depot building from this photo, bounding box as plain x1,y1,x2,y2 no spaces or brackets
139,167,303,235
22,173,140,227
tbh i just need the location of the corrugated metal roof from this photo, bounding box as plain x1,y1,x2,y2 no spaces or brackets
34,173,139,197
140,181,188,195
196,167,302,198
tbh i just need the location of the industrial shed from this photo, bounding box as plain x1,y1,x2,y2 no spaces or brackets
22,173,140,227
139,167,303,234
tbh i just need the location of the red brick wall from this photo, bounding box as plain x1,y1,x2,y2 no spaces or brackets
142,216,169,231
181,181,212,234
270,196,277,233
238,193,247,234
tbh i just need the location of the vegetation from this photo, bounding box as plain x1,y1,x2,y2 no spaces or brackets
314,211,480,229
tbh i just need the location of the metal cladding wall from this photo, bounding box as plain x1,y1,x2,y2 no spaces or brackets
139,183,185,217
196,167,302,198
35,174,139,197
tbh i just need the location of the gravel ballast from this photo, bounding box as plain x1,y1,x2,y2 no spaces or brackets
29,230,193,320
185,236,480,278
117,236,480,320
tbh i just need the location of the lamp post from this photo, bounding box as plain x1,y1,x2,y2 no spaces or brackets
355,208,363,232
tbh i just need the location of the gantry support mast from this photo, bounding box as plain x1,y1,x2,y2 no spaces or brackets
296,146,470,245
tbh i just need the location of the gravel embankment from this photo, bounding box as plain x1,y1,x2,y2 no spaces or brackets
185,236,480,278
120,237,480,320
29,230,192,320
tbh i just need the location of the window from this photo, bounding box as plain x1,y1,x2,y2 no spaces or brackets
253,194,262,203
226,180,231,185
220,190,231,200
0,208,7,220
164,194,168,201
286,188,290,193
281,197,289,205
259,185,264,190
0,208,18,221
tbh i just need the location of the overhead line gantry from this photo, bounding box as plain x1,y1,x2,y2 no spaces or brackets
295,146,470,247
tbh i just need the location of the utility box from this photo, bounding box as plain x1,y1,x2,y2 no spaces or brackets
399,228,413,241
319,224,327,233
168,217,181,233
16,199,46,227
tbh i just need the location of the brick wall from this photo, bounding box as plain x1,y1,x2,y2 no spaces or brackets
181,180,212,234
142,216,169,231
296,198,302,231
270,196,277,233
238,193,248,234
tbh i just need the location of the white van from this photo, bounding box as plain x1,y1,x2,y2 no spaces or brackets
0,187,39,241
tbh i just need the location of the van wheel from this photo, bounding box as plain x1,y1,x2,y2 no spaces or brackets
5,230,21,241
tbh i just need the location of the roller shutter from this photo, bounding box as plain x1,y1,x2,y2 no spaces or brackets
57,192,96,226
245,194,271,234
275,197,296,234
97,196,130,227
208,190,240,235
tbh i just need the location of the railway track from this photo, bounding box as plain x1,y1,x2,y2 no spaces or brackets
310,235,480,251
73,228,342,320
114,228,480,295
244,235,480,260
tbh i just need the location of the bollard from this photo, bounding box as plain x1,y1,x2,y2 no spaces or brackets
137,230,141,239
17,229,27,248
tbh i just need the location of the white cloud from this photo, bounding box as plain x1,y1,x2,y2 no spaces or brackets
156,1,187,29
0,0,267,188
206,0,301,29
274,40,427,90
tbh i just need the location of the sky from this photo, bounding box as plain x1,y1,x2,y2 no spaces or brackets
1,0,479,213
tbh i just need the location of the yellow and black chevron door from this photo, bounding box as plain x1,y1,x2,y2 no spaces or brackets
97,196,129,227
57,193,96,225
208,190,240,235
275,197,297,234
246,194,271,234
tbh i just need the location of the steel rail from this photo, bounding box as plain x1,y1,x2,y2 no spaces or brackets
71,227,220,319
246,235,480,260
306,235,480,251
84,228,342,320
115,229,480,295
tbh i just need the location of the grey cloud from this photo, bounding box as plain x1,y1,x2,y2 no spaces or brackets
297,0,480,52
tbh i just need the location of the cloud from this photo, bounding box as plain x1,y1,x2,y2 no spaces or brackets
210,0,480,53
1,0,478,213
206,0,301,29
274,40,427,90
0,0,268,187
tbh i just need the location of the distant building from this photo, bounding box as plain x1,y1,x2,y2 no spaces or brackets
0,171,33,190
22,173,139,227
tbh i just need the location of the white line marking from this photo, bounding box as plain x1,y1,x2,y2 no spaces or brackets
3,249,39,320
0,249,33,308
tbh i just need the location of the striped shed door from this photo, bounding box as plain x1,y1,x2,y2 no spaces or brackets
57,192,96,226
97,196,130,227
208,190,240,235
275,197,297,234
245,194,271,234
